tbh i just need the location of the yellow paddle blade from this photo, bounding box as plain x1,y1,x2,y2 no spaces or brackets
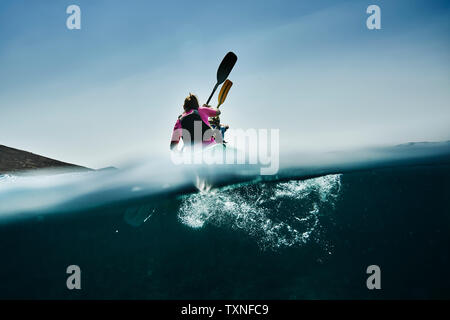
217,79,233,107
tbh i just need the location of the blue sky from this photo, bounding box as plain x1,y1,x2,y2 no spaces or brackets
1,0,449,168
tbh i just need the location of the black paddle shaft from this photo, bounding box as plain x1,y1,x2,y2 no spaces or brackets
206,52,237,105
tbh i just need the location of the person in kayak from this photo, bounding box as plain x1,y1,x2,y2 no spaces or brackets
170,93,221,150
209,116,229,144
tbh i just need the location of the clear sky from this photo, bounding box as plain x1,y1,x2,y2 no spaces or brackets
1,0,449,168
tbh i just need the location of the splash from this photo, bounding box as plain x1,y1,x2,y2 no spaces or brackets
0,174,16,183
178,174,342,250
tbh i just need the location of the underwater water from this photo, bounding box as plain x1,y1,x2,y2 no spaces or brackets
0,142,449,299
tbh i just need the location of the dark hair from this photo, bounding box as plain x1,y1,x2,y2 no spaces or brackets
209,116,220,126
183,93,200,112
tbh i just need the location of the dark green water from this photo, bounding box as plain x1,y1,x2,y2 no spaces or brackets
0,163,449,299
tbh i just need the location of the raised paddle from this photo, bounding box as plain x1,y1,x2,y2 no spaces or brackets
217,80,233,108
205,52,237,105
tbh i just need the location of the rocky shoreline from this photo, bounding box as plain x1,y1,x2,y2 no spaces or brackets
0,145,91,174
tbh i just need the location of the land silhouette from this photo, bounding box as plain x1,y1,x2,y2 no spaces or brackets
0,145,90,174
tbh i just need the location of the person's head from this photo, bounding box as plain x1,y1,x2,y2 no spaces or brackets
183,93,200,112
209,116,220,127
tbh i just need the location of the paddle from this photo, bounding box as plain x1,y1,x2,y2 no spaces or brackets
217,80,233,108
205,52,237,105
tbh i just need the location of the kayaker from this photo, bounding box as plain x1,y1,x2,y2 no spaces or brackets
170,93,221,150
209,116,229,144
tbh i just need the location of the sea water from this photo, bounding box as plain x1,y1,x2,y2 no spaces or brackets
0,142,449,299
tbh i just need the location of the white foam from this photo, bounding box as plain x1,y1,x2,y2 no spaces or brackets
177,174,342,250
